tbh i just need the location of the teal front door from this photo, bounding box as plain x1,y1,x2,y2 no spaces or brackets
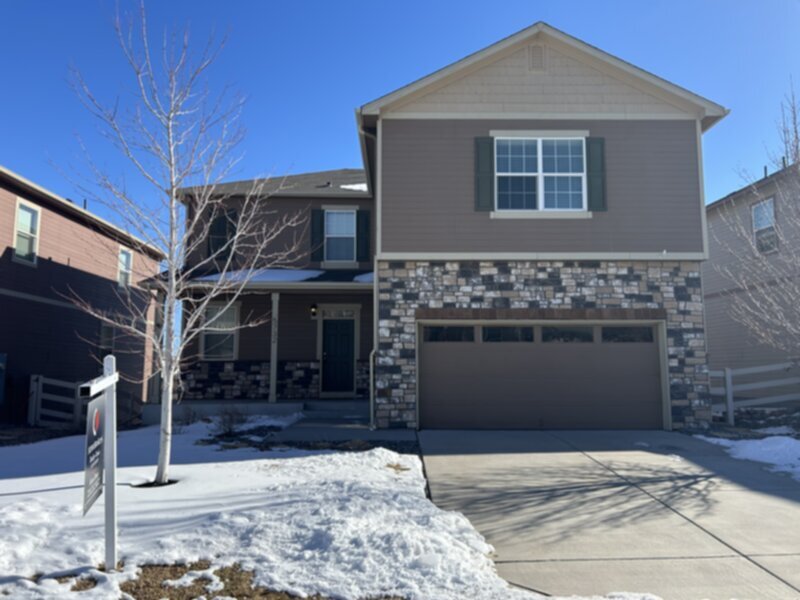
322,319,355,393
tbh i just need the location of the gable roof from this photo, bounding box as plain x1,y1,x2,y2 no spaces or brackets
707,162,799,211
0,165,164,260
360,22,728,131
181,169,370,200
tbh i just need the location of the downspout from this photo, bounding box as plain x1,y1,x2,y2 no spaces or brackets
359,114,379,429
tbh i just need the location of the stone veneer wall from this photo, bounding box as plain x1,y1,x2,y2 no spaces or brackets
375,260,711,429
182,360,370,400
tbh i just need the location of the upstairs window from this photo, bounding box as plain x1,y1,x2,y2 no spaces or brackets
14,201,40,265
495,137,586,211
118,248,133,287
324,209,356,262
752,197,777,253
208,210,237,261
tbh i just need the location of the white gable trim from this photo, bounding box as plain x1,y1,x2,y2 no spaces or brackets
361,22,728,131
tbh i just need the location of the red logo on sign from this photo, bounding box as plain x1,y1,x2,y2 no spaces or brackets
93,408,101,436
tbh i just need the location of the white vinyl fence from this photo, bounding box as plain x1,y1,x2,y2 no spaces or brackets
709,361,800,426
27,375,87,428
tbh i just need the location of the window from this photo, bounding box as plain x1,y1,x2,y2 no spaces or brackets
482,326,534,342
118,248,133,287
202,304,238,360
752,198,777,253
325,210,356,261
602,326,654,343
495,137,586,211
14,202,40,264
423,326,475,342
208,210,236,260
542,326,594,343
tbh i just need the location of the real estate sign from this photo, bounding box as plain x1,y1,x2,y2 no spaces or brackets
83,396,105,515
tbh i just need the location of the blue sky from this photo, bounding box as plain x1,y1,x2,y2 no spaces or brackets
1,0,798,224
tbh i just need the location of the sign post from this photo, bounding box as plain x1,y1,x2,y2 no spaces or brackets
80,355,119,572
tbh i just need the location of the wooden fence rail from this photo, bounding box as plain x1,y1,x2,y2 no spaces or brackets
27,375,87,428
709,361,800,426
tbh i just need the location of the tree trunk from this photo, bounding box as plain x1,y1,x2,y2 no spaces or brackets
154,366,173,484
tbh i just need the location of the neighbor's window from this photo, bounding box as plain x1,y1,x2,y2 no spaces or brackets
14,202,40,264
325,209,356,261
118,248,133,287
601,326,654,343
752,197,777,253
423,326,475,342
542,326,594,343
202,304,238,360
495,138,585,211
482,326,534,342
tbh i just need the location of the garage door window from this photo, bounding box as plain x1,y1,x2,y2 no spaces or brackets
542,326,593,343
601,327,654,343
423,326,475,342
482,326,534,342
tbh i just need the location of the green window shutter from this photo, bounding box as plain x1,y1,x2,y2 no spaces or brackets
356,210,370,262
586,137,606,212
475,137,495,212
310,209,324,262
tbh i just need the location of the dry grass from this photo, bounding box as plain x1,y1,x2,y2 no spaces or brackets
385,462,411,473
113,561,405,600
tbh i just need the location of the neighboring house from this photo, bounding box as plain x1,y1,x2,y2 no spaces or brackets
704,164,799,372
0,165,164,424
179,22,728,430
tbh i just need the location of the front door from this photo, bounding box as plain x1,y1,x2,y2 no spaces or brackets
322,319,355,393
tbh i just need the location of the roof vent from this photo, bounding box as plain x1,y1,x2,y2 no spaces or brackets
528,44,546,72
316,181,332,188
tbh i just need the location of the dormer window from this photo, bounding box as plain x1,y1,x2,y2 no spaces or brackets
495,137,586,212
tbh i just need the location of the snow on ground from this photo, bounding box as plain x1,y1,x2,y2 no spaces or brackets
0,418,658,600
696,434,800,482
754,425,797,435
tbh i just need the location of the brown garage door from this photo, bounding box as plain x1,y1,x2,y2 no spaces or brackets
419,323,663,429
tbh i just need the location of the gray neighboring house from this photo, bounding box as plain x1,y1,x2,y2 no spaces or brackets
704,164,798,373
179,21,728,431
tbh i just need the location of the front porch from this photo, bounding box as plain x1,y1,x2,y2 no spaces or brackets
179,273,374,409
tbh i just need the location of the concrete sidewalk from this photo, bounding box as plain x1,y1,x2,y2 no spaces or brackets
419,430,800,600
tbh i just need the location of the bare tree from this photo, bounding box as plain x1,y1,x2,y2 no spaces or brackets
713,85,800,359
69,3,305,484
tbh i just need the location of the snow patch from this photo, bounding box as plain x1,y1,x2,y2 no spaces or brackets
696,435,800,481
353,271,374,283
755,425,796,435
340,182,368,191
196,268,324,283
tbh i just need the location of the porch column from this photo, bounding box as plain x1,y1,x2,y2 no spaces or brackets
269,292,280,403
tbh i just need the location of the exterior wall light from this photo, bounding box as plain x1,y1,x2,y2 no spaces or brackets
310,303,318,318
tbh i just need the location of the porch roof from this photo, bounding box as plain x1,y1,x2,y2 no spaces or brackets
189,268,374,290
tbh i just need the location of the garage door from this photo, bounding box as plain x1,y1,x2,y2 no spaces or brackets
419,323,663,429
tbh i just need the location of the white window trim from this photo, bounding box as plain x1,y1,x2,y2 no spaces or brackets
200,302,240,361
494,136,587,213
117,246,133,288
13,197,41,266
323,208,357,264
751,197,775,233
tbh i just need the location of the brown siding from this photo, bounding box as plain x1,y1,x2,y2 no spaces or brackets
186,196,375,271
380,119,703,254
0,180,160,422
186,292,373,363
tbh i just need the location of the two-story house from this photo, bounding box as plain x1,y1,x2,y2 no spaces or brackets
0,165,164,425
179,22,727,430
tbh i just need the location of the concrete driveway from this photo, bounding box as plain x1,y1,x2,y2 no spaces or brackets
419,430,800,600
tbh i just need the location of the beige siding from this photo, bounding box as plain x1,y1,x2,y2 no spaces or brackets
392,39,690,117
380,118,704,254
703,175,800,370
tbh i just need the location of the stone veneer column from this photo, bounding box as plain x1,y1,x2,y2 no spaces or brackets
374,260,711,429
